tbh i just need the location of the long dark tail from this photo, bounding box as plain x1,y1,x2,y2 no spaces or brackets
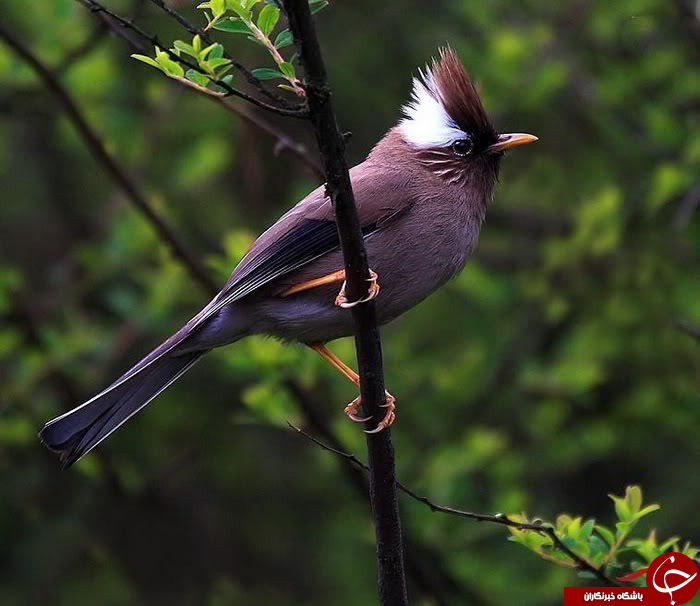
39,331,208,468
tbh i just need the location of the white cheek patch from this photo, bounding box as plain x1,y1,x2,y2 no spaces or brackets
399,71,467,149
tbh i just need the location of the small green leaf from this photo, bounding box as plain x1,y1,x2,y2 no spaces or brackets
309,0,329,14
279,61,295,79
610,494,631,522
200,43,220,60
214,18,253,34
207,57,231,70
277,83,299,92
186,69,210,86
196,2,211,8
193,35,202,53
634,504,661,520
131,54,163,71
595,525,615,547
252,67,285,80
257,4,280,36
627,486,643,515
221,74,235,86
274,29,293,49
209,44,224,59
173,40,197,58
155,50,184,77
211,0,226,17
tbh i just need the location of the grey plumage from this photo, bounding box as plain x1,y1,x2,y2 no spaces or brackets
39,49,536,466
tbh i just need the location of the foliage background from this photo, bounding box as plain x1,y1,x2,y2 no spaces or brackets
0,0,698,604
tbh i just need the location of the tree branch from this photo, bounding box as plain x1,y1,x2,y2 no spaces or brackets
125,0,323,178
286,379,488,605
75,0,307,118
283,2,408,604
288,422,621,588
0,22,218,295
144,0,295,107
76,0,322,178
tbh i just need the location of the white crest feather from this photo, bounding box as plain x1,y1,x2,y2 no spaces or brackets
399,69,467,148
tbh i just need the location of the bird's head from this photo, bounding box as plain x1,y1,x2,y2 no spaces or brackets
398,47,537,186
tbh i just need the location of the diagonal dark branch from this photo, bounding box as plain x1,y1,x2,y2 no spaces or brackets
286,380,488,605
75,0,307,117
76,0,321,176
283,2,408,604
0,21,218,295
288,422,622,588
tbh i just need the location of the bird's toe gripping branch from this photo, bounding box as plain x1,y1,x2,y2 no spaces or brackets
335,269,380,308
307,343,396,433
345,391,396,433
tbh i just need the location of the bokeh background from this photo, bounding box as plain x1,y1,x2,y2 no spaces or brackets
1,0,699,604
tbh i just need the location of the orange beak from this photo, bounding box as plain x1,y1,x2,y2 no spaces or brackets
487,133,538,153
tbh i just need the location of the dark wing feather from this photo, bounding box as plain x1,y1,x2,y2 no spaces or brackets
193,164,411,327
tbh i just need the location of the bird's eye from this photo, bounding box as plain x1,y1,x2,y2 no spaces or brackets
451,136,474,157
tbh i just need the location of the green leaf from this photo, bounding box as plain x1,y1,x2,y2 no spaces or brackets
173,40,197,58
634,504,661,520
209,44,224,59
155,50,184,77
252,67,285,80
274,29,293,49
193,35,202,53
221,74,235,86
627,486,643,515
131,54,163,71
207,57,231,70
595,525,615,547
186,69,210,87
200,43,220,60
277,83,299,92
214,18,253,34
309,0,329,14
257,4,280,37
211,0,226,17
279,61,295,79
610,493,631,522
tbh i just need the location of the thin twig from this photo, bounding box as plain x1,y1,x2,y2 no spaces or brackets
76,0,307,118
79,0,321,176
145,0,295,106
215,98,323,179
0,22,218,295
284,1,408,604
286,379,486,605
288,422,621,588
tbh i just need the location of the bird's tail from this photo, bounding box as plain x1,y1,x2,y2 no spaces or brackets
39,329,208,468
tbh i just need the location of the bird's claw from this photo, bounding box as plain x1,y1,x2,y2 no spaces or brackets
344,391,396,433
344,397,371,423
335,269,380,308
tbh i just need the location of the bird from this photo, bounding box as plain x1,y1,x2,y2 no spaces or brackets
39,47,537,467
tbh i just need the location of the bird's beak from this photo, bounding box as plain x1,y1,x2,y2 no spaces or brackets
487,133,538,153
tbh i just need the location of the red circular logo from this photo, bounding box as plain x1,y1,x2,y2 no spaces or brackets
646,552,699,606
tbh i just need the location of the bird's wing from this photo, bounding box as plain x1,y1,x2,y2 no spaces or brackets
202,165,411,320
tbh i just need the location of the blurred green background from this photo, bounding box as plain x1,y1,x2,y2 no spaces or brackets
0,0,698,604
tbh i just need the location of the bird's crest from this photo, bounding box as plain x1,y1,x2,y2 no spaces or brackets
400,47,496,149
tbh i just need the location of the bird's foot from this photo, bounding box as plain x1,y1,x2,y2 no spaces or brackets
344,390,396,433
335,269,380,308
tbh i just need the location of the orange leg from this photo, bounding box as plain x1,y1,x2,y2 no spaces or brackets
281,270,346,297
281,269,380,308
307,343,396,432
